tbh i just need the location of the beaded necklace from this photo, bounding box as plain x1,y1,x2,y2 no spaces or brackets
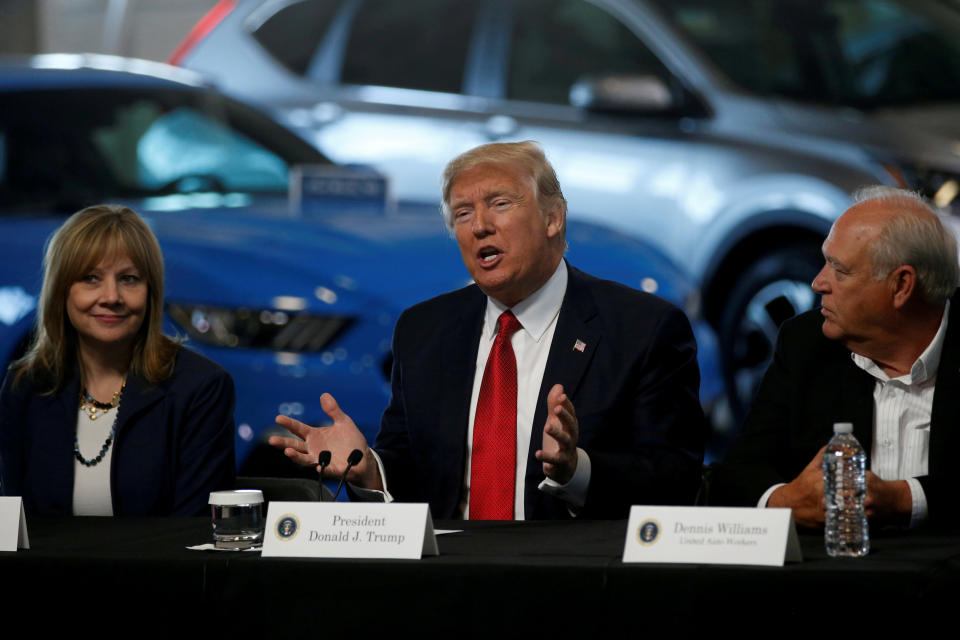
79,382,123,421
75,379,125,467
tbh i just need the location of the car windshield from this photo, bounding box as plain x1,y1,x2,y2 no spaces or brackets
0,86,329,213
649,0,960,109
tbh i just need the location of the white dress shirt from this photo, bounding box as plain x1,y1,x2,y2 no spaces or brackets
850,300,948,527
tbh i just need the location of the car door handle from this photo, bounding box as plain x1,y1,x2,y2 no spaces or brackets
485,115,518,139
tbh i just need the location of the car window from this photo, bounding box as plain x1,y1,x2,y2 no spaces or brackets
650,0,960,108
0,88,327,212
340,0,480,93
134,106,288,191
507,0,672,104
249,0,341,75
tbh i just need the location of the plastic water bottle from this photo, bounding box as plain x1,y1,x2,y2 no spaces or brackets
822,422,869,557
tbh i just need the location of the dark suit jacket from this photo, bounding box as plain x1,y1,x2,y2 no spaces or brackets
0,346,236,516
373,264,706,519
711,295,960,528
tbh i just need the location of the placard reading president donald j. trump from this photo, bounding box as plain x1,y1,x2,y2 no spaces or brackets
262,502,438,559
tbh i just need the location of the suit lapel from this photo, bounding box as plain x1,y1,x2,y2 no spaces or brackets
839,357,875,458
435,288,485,514
115,371,164,436
46,372,82,508
930,298,960,474
525,266,601,516
534,268,601,428
54,372,82,424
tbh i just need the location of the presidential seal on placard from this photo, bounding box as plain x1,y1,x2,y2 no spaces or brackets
275,514,300,541
636,519,661,546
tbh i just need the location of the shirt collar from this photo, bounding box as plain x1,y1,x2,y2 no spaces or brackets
851,300,950,384
484,260,567,342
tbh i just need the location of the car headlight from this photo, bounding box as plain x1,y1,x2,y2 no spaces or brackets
167,303,354,351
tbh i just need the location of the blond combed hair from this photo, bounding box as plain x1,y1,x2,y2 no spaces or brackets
440,140,567,233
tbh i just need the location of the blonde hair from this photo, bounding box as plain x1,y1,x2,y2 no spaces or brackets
440,141,567,232
14,204,178,390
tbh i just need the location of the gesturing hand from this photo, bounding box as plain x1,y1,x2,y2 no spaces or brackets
536,384,579,485
268,393,382,490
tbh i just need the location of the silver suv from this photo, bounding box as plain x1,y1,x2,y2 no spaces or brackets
177,0,960,428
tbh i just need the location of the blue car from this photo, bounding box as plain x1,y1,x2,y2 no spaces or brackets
0,54,722,469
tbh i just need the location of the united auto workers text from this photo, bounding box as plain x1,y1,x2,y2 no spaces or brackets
674,521,767,547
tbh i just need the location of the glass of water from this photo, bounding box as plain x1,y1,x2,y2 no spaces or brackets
209,490,264,549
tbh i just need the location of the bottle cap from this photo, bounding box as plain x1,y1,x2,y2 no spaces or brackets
833,422,853,434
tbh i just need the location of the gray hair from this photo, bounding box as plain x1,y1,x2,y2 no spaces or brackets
854,186,959,304
440,141,567,230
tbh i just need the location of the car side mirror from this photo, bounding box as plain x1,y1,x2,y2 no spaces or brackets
570,74,681,115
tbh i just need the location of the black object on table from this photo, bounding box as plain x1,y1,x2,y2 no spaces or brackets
3,517,959,637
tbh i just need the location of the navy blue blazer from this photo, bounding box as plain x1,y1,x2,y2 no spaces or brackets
711,292,960,528
374,264,706,519
0,346,235,516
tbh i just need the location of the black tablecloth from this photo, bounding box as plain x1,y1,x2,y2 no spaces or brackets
3,518,958,637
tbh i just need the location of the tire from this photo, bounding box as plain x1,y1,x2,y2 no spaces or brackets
717,245,823,439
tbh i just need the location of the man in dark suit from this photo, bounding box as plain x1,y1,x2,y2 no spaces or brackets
270,141,705,519
711,187,960,528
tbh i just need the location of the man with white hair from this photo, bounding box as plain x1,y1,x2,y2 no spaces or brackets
712,187,960,528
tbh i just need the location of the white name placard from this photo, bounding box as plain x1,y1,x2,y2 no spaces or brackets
0,497,29,551
623,506,801,566
261,502,438,559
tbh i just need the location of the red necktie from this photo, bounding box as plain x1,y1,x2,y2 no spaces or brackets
470,310,522,520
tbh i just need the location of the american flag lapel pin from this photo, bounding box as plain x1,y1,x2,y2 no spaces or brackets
573,339,586,353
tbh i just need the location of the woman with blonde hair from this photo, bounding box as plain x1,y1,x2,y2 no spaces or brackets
0,204,235,515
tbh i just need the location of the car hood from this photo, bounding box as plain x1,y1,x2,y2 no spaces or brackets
147,205,694,310
146,208,466,313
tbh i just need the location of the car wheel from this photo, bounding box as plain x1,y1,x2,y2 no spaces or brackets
717,245,822,435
